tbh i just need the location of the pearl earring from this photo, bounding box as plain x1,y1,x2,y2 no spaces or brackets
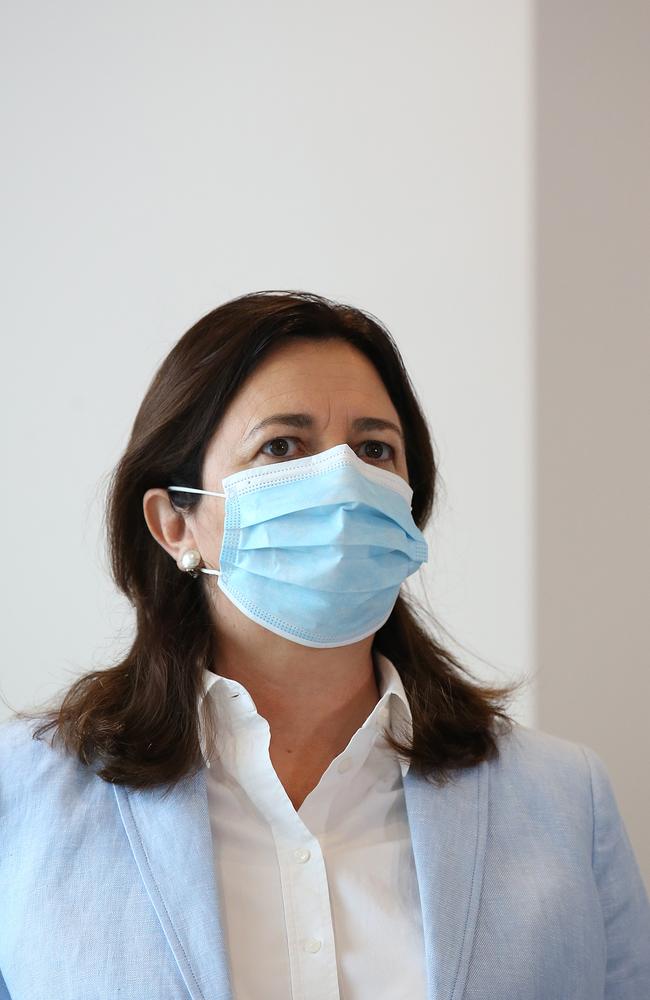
179,548,202,578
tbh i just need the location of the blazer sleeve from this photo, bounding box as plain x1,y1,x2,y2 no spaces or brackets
580,744,650,998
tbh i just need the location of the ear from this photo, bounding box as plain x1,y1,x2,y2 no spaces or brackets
142,488,198,565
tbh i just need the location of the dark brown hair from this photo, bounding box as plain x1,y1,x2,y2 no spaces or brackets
9,290,526,791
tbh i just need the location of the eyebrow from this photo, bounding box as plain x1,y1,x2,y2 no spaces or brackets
243,412,405,443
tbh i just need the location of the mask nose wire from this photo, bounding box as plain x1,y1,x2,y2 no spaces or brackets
167,485,225,576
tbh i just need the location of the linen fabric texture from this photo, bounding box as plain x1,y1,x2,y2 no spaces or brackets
0,653,649,998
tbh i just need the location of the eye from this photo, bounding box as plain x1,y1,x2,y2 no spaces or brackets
258,437,396,462
357,440,395,462
259,436,300,459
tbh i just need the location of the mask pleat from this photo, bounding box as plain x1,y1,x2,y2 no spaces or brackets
229,546,417,593
237,508,412,551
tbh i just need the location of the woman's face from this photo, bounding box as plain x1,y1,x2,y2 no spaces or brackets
145,337,408,578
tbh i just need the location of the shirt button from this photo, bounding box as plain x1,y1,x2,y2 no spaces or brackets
293,847,311,863
337,758,352,773
304,938,322,953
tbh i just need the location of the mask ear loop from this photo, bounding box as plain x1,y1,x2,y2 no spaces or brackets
167,485,225,577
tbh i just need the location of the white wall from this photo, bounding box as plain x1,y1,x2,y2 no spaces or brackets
0,2,534,728
536,0,650,888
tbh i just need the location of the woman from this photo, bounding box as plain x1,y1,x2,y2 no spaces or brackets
0,290,648,999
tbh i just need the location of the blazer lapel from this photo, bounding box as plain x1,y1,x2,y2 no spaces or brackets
403,758,489,1000
114,767,233,1000
114,752,488,1000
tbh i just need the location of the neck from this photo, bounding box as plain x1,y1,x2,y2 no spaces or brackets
209,594,381,754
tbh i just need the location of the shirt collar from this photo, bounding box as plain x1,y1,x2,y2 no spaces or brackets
197,649,413,778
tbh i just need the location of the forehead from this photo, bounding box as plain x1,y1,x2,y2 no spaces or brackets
221,339,399,429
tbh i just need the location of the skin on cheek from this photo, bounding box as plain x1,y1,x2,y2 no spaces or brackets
190,500,224,573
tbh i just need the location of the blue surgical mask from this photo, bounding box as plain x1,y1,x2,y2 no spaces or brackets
168,442,428,648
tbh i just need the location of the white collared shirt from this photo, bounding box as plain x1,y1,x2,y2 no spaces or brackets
197,650,427,1000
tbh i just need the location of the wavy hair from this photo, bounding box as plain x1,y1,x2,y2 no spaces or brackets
9,290,526,791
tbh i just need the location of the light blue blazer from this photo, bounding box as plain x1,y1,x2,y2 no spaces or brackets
0,715,648,1000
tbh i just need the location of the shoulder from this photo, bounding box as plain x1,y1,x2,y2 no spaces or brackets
0,716,100,820
493,720,592,778
0,716,50,771
488,721,605,832
0,715,62,771
494,719,617,794
490,721,638,852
